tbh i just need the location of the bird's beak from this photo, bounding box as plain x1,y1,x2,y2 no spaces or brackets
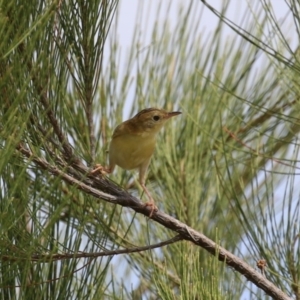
166,111,182,119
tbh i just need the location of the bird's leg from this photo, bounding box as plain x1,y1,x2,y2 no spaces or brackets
141,182,158,217
139,161,158,217
139,165,158,218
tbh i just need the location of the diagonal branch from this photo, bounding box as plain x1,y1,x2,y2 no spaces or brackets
16,144,292,300
18,42,75,162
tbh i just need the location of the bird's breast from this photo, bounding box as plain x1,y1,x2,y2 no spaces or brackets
109,133,156,170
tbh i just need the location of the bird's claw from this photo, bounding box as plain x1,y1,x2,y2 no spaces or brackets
144,201,158,217
90,164,109,175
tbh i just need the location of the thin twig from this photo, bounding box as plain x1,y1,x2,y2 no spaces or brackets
1,235,182,262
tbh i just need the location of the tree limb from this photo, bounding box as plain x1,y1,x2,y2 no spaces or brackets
16,144,292,300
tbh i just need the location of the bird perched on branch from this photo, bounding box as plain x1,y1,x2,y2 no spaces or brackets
93,108,181,217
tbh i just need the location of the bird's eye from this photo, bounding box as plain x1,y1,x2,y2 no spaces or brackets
153,115,160,121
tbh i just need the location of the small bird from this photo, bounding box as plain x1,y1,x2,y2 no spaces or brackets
93,108,181,216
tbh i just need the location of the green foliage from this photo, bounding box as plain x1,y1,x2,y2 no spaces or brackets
0,0,299,299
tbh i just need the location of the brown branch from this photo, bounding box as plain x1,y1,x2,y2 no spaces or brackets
1,235,182,263
38,96,75,161
16,144,118,203
223,126,300,170
86,102,96,163
18,42,75,162
16,145,291,300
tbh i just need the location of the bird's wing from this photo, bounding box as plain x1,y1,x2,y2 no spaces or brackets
112,121,138,139
112,123,127,139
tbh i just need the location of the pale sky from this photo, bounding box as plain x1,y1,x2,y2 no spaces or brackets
106,0,295,118
116,0,293,54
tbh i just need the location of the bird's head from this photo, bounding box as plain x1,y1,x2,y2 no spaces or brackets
132,108,181,134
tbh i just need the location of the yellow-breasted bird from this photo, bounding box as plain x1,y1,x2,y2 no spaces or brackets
93,108,181,216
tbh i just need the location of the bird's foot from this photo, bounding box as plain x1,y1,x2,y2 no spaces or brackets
144,201,158,217
90,164,110,176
